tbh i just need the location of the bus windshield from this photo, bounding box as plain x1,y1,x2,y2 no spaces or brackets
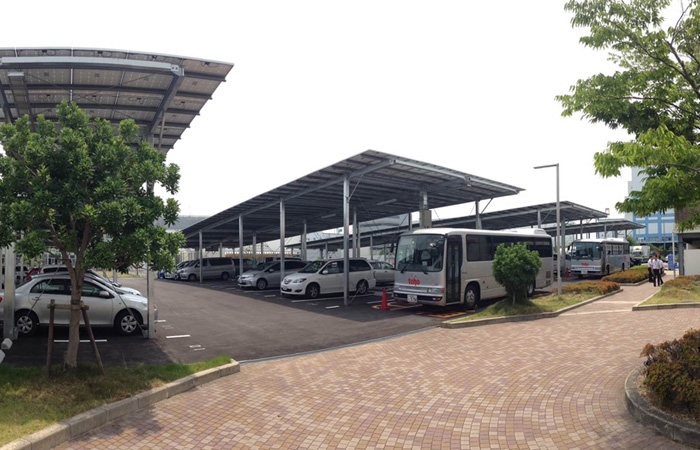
571,242,602,260
396,234,445,273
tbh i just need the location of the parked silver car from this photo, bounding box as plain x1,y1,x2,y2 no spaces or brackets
2,273,153,337
238,260,308,290
32,265,142,296
369,260,396,285
176,257,237,282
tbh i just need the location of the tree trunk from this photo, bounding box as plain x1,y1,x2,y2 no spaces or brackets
63,289,83,369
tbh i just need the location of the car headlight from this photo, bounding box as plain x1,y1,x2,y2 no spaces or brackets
292,278,306,283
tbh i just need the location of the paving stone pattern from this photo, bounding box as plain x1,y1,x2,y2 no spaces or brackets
56,282,696,449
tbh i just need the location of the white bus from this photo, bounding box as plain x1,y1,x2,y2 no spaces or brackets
393,228,554,311
569,238,630,278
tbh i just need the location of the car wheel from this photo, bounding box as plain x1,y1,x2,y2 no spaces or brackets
356,279,369,295
306,283,320,299
463,283,480,311
114,310,142,336
256,278,268,290
15,310,39,337
188,273,197,282
221,272,230,281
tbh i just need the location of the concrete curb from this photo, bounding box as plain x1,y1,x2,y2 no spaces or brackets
625,365,700,449
633,302,700,311
440,289,623,329
0,359,240,450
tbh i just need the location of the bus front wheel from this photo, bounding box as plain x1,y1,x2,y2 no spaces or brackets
463,284,480,311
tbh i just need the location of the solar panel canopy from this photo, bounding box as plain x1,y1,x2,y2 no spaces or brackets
0,47,233,151
179,150,526,250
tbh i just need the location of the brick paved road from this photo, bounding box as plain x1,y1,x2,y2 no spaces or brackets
56,282,697,449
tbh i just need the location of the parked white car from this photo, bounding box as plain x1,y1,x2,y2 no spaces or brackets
2,272,153,337
280,258,376,299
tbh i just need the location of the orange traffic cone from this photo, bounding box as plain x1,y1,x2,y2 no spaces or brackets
381,288,388,310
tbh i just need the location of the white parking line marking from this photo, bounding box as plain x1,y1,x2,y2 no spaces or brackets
326,305,340,309
189,344,201,348
194,348,206,351
154,319,167,323
165,334,191,339
54,339,107,343
290,297,343,303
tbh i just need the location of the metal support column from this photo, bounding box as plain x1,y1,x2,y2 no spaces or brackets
3,246,16,340
475,200,482,230
280,199,286,282
239,216,244,278
370,235,374,260
198,231,203,283
343,175,350,306
252,233,258,265
352,209,358,258
301,220,307,261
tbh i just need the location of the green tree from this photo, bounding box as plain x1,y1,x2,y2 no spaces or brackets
557,0,700,231
492,243,542,306
0,101,185,369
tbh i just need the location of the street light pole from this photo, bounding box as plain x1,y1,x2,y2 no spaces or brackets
534,163,561,296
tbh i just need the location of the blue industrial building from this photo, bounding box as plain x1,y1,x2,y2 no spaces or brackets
626,168,675,245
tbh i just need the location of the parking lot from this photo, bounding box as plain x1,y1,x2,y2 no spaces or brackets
2,276,469,367
1,271,591,368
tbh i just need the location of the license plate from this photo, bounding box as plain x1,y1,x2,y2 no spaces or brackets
407,294,418,303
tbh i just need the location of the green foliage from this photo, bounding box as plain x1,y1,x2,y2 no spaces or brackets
492,242,541,305
601,267,649,283
0,355,232,446
561,280,620,295
0,101,185,274
557,1,700,231
641,329,700,422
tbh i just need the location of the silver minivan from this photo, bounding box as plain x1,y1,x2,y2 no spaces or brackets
177,257,236,282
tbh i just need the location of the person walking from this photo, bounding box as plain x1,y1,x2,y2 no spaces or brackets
647,254,655,283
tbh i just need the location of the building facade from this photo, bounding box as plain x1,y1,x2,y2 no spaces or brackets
626,168,675,245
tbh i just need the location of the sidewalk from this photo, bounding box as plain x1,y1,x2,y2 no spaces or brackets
561,278,660,315
43,277,697,450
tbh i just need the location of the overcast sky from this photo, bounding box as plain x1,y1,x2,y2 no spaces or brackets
5,1,634,221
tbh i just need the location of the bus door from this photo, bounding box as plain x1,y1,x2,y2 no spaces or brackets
445,235,462,303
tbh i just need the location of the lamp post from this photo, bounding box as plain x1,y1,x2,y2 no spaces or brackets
534,163,561,296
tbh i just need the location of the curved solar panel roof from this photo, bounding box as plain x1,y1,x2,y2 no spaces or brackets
0,47,233,151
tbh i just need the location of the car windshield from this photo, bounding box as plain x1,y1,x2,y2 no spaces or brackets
299,261,326,273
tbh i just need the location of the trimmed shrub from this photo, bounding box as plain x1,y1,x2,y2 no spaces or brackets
560,280,619,295
641,329,700,422
493,242,541,305
602,268,650,284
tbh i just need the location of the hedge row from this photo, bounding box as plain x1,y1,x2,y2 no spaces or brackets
560,281,620,295
602,268,650,284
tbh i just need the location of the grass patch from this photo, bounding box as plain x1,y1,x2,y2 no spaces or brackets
0,355,231,446
641,275,700,305
450,291,604,322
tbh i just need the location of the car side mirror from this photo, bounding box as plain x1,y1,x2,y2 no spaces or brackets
321,269,328,275
99,291,111,298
